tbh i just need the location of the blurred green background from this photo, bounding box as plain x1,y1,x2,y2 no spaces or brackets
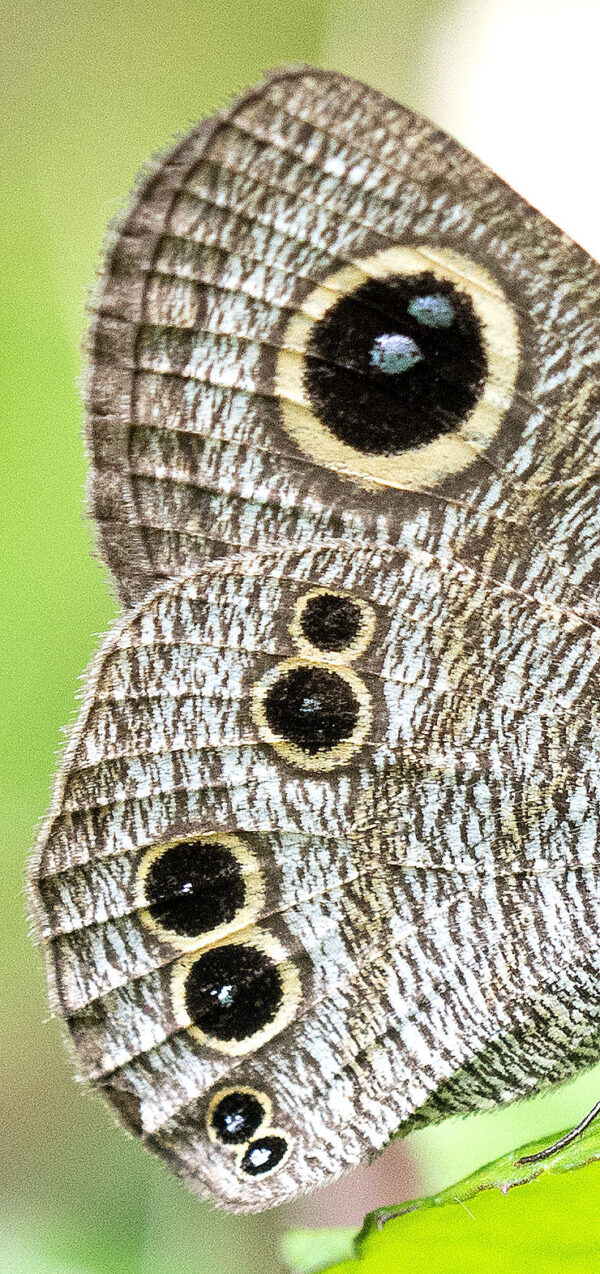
3,1,600,1270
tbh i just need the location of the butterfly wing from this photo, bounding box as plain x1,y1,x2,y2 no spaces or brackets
30,544,600,1209
31,65,600,1209
87,67,600,614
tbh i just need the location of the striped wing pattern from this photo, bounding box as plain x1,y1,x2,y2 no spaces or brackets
29,68,600,1210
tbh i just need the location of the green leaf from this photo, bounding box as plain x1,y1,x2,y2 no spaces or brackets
282,1117,600,1273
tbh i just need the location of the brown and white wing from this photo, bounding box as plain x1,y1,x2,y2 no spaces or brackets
29,546,600,1209
87,67,600,618
31,63,600,1212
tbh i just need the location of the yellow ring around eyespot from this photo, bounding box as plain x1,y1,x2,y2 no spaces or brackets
205,1085,272,1146
275,244,520,491
170,926,301,1057
135,832,265,953
289,589,377,664
252,656,372,772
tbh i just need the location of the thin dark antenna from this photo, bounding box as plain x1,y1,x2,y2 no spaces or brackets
517,1100,600,1166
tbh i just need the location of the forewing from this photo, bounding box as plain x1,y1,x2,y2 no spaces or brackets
88,67,600,616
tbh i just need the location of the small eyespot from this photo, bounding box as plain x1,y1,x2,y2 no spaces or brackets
207,1088,269,1145
144,839,244,935
252,658,372,771
183,943,282,1040
238,1132,292,1177
301,592,361,651
171,930,301,1056
265,664,358,753
136,833,264,950
291,589,376,662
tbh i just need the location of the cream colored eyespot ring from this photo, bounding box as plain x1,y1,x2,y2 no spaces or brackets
290,588,376,664
135,832,265,952
252,656,372,772
205,1085,272,1145
275,244,520,490
171,926,301,1056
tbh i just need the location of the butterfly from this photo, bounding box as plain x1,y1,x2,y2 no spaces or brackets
28,65,600,1213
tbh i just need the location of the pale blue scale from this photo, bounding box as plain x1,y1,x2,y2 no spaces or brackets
370,333,422,374
407,292,455,328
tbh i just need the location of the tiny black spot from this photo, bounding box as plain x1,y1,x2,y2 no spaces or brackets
264,665,360,754
184,944,283,1041
144,839,245,937
304,271,487,455
240,1134,289,1176
300,593,362,653
209,1091,266,1144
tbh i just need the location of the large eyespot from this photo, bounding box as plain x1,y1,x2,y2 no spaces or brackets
290,589,376,663
275,245,519,490
136,833,264,950
171,930,301,1055
206,1087,270,1145
252,658,371,771
237,1130,293,1178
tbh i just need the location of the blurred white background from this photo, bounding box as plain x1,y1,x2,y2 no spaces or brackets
324,0,600,259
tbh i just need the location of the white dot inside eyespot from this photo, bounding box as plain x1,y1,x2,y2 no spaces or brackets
224,1112,245,1135
214,983,234,1007
407,293,455,328
248,1146,271,1168
370,333,422,374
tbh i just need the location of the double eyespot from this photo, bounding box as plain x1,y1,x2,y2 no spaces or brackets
136,835,301,1055
253,589,376,771
206,1086,293,1179
275,244,520,490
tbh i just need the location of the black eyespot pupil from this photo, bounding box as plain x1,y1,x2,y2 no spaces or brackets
304,271,487,455
300,594,362,653
264,666,360,754
145,840,245,937
210,1091,265,1144
184,944,283,1041
240,1134,289,1176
